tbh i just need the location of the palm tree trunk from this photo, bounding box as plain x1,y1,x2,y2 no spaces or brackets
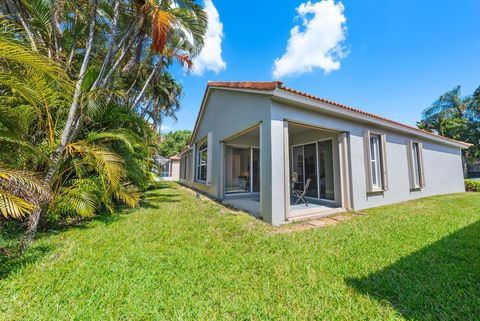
24,0,97,251
19,208,41,253
65,8,78,72
5,0,38,52
49,0,60,59
45,0,98,184
100,13,146,87
131,60,161,111
91,0,120,90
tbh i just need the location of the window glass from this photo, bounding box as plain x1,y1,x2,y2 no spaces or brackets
412,142,422,187
196,140,208,182
369,135,381,189
225,146,250,193
304,143,318,197
318,140,334,200
292,146,304,190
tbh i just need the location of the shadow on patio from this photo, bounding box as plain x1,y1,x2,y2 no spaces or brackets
346,220,480,320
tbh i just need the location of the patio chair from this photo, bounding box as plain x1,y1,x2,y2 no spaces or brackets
293,178,311,206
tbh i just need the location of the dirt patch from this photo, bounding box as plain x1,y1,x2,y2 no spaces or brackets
273,212,367,234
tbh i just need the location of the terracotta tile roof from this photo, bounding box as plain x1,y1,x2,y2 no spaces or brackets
208,81,283,90
203,81,470,148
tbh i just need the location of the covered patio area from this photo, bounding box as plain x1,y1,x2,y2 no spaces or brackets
220,124,262,217
287,122,346,219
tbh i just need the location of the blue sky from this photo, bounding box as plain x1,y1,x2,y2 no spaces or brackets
165,0,480,132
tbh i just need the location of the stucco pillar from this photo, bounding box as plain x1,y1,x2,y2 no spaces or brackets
260,119,288,225
218,141,225,199
339,132,352,210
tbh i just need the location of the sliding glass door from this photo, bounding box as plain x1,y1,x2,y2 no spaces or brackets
318,140,335,200
291,140,335,201
225,146,260,194
304,144,318,197
291,143,318,198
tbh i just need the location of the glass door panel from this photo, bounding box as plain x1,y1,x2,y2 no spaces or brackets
318,140,335,200
225,146,251,193
291,146,304,190
303,143,318,197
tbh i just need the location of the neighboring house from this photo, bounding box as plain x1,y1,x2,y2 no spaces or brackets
168,156,181,181
154,155,180,181
177,81,470,225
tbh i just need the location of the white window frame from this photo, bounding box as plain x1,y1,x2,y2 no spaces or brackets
364,130,388,192
196,139,208,183
407,140,425,189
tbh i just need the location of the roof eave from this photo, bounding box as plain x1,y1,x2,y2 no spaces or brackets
272,89,471,149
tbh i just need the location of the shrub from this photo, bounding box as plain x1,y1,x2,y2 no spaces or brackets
464,179,480,192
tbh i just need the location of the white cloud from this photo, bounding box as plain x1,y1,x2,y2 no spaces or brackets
191,0,226,75
160,124,171,133
273,0,348,78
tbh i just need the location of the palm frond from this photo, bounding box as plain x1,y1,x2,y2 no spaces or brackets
0,189,36,219
66,142,126,190
114,182,140,208
0,166,53,202
52,178,100,217
422,86,465,120
86,129,140,152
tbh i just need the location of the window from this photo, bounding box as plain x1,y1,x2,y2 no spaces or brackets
365,131,388,192
408,141,425,189
370,135,381,189
196,140,208,182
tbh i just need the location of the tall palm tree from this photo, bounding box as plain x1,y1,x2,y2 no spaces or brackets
421,86,471,135
0,0,208,249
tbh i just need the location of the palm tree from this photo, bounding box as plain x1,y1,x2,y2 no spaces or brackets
0,0,208,249
420,85,480,161
421,86,472,135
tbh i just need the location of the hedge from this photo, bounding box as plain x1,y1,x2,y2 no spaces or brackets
465,179,480,192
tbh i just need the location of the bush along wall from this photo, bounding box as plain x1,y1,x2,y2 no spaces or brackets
464,179,480,192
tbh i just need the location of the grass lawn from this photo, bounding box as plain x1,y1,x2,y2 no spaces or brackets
1,183,479,320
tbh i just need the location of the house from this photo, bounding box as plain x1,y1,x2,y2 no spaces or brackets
177,81,470,225
154,155,180,181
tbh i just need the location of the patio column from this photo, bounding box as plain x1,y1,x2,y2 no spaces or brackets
338,132,352,210
218,141,225,199
260,119,288,225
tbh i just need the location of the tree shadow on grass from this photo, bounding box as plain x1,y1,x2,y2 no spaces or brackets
346,221,480,320
0,184,178,278
140,189,180,209
0,244,53,279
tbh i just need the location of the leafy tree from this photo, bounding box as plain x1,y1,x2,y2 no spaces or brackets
0,0,208,250
159,130,191,157
418,85,480,160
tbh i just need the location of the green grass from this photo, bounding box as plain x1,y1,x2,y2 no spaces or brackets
1,183,479,320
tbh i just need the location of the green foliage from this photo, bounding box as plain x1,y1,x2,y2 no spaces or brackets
419,85,480,160
0,0,208,249
464,179,480,192
158,130,191,157
1,183,479,319
0,166,52,218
